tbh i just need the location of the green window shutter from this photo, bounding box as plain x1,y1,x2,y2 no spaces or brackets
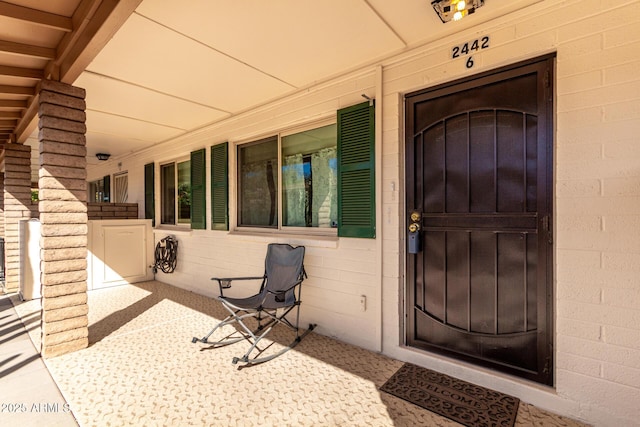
338,101,375,238
190,148,206,230
144,162,155,226
211,142,229,230
103,175,110,202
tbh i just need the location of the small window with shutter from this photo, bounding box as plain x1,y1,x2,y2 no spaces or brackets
159,152,203,228
229,101,375,238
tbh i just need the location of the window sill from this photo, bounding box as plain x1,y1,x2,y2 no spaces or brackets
153,226,193,236
228,229,339,248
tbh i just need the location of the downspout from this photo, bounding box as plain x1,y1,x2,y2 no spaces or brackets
375,64,384,353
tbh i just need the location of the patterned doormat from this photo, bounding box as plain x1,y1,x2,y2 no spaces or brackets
380,363,520,427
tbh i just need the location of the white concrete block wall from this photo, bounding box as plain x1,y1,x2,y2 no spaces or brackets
553,1,640,424
379,1,640,425
86,1,640,425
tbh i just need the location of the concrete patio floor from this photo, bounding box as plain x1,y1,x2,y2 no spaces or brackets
3,281,590,426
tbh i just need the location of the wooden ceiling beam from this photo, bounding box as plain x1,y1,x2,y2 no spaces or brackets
14,0,142,143
43,0,104,81
0,64,44,79
0,1,73,31
0,111,20,119
0,84,34,96
0,39,56,60
0,100,27,109
56,0,143,82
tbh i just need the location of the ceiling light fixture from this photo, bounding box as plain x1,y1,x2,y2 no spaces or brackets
432,0,484,23
96,153,111,161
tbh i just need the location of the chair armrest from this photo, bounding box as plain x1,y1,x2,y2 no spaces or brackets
211,276,265,296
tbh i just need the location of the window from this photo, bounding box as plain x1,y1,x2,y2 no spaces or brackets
88,179,103,203
161,159,190,225
237,123,337,231
282,125,337,228
114,172,128,203
88,176,109,203
238,136,278,227
217,101,375,237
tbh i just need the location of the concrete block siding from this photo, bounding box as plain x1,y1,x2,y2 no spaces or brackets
86,1,640,425
39,80,89,358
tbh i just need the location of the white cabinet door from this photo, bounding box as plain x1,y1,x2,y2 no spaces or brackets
88,220,153,290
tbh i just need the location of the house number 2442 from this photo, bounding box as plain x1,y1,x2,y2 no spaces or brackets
451,36,490,69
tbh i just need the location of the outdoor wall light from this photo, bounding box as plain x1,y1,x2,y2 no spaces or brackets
432,0,484,23
96,153,111,161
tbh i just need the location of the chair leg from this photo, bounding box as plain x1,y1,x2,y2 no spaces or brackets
192,313,241,345
231,306,297,362
233,324,316,365
195,297,315,365
192,304,253,345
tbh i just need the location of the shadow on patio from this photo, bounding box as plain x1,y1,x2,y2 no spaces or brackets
10,281,587,426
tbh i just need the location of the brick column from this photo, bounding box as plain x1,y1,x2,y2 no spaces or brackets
3,144,33,292
38,80,88,358
0,173,5,236
0,174,6,285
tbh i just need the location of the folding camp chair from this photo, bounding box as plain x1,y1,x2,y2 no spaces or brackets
192,243,315,365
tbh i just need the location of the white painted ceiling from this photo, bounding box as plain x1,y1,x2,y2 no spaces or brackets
0,0,542,179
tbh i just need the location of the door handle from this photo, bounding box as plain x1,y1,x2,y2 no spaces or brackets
408,211,422,254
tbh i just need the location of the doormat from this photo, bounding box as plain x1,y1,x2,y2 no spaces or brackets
380,363,520,427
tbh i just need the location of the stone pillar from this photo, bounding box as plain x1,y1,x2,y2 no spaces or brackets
0,173,5,237
0,173,5,284
38,80,88,358
3,144,33,292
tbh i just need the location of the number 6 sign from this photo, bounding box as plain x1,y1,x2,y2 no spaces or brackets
452,36,490,69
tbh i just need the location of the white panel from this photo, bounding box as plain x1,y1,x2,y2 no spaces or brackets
103,226,145,281
86,13,294,112
89,220,154,290
136,0,405,87
84,131,155,165
19,220,41,301
85,110,184,143
75,72,229,130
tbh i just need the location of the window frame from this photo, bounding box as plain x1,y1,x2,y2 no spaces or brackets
88,176,109,203
113,171,128,203
234,119,338,237
160,156,191,227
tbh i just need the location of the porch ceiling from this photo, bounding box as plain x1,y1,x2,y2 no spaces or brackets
0,0,541,182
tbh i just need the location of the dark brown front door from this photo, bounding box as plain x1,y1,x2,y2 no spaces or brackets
405,56,554,385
